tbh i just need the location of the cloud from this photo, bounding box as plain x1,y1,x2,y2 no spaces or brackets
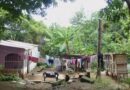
33,0,107,27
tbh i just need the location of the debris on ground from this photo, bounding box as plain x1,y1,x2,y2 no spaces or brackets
79,75,94,84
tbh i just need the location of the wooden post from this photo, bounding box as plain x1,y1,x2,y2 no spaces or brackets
96,19,103,78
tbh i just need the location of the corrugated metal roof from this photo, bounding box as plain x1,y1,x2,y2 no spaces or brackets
0,40,38,50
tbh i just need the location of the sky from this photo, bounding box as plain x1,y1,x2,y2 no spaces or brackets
32,0,107,27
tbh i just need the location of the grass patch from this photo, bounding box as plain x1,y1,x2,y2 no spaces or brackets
121,77,130,88
36,62,54,72
90,72,116,90
128,70,130,74
0,74,21,81
37,62,53,68
91,61,97,70
94,78,111,89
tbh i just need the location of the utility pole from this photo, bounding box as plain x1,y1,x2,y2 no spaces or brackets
96,19,103,78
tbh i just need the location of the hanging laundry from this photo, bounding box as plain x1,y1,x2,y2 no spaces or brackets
67,59,71,65
54,58,61,67
82,56,87,61
71,58,76,64
48,58,54,65
45,55,50,65
28,56,38,63
77,58,81,68
87,56,90,63
90,55,97,63
65,59,71,70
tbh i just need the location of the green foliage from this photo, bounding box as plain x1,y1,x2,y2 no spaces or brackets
121,77,130,87
128,70,130,73
42,15,98,55
95,78,111,89
41,8,130,56
0,0,74,18
41,24,75,56
37,62,53,68
0,0,130,58
2,16,48,43
37,62,48,68
98,0,130,55
0,65,4,70
91,61,97,70
0,8,10,32
0,0,75,41
71,11,98,54
71,8,86,26
0,0,57,17
0,74,20,81
100,0,127,22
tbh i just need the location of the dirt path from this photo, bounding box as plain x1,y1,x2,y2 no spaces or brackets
0,81,52,90
0,73,121,90
0,67,129,90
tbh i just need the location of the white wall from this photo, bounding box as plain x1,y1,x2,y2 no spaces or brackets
23,50,28,74
23,47,40,74
29,47,39,71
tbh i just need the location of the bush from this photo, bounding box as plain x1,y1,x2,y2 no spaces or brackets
37,62,51,68
121,77,130,87
91,61,97,70
37,62,47,67
0,65,3,70
37,62,44,66
128,70,130,74
0,74,20,81
95,78,111,89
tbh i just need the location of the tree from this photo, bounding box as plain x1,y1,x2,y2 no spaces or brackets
0,0,75,17
2,16,49,43
107,0,130,14
101,0,127,22
125,0,130,13
100,0,130,54
0,0,54,17
71,8,86,26
71,10,99,54
42,24,74,56
0,0,75,35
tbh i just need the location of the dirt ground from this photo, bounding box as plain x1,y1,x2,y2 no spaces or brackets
0,78,119,90
0,67,129,90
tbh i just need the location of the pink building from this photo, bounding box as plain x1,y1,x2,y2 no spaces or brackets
0,40,40,76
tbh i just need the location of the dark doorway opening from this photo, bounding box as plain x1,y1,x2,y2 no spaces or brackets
5,53,23,69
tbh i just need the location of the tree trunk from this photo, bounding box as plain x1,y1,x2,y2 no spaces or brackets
96,19,103,79
66,41,70,54
125,0,130,14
